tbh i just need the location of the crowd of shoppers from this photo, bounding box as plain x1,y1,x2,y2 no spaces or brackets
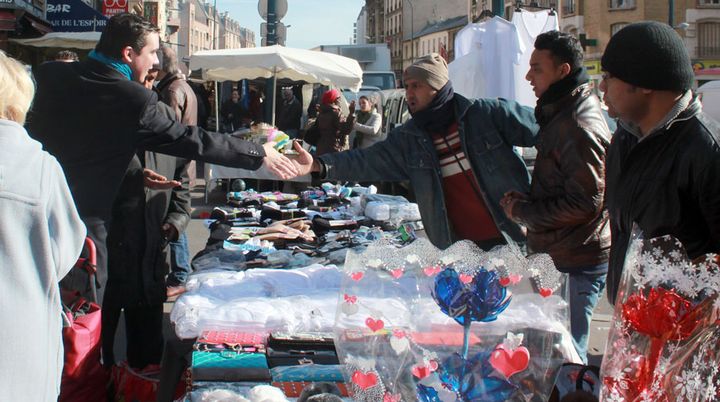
0,11,717,401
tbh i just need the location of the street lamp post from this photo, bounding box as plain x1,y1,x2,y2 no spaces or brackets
669,0,674,28
265,0,276,124
404,0,414,63
492,0,504,18
212,0,217,49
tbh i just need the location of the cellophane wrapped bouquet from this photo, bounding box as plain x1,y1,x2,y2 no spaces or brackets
333,238,576,402
601,227,720,402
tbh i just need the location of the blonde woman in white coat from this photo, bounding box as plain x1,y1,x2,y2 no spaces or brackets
0,51,86,401
353,95,384,149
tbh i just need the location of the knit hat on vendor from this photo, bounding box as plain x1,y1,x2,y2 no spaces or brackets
321,89,340,105
403,53,449,91
601,21,694,92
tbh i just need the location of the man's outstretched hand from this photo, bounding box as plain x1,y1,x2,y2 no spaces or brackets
290,140,317,177
143,168,181,190
262,142,299,180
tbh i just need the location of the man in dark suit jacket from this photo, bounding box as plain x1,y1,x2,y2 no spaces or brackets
26,13,298,303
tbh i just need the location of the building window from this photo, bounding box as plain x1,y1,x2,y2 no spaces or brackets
699,0,720,5
563,0,576,15
564,25,579,38
611,22,629,36
609,0,635,9
698,21,720,57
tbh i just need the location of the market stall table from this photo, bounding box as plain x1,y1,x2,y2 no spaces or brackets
204,163,311,202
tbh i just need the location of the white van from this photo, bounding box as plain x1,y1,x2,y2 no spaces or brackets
698,80,720,122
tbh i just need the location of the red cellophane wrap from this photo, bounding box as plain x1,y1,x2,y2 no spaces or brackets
600,230,720,402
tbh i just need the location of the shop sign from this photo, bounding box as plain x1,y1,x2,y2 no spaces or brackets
48,0,106,31
143,1,157,27
101,0,126,17
693,59,720,72
583,60,601,76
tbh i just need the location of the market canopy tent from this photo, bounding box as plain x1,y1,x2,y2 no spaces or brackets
189,44,363,92
190,44,363,126
9,31,101,49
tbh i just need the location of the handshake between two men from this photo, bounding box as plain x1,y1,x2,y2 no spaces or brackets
260,140,319,180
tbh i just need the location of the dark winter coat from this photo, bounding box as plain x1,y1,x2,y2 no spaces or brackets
277,96,302,132
512,84,611,271
156,72,198,127
28,59,264,222
26,59,265,289
105,103,191,307
605,96,720,304
314,104,355,155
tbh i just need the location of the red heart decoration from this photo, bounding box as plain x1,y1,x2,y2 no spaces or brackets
508,274,523,285
499,277,511,287
350,272,365,281
411,364,432,379
423,266,441,276
390,269,404,279
392,329,406,338
428,360,439,372
489,346,530,378
459,274,473,284
539,288,553,297
343,294,357,304
351,370,378,390
365,317,385,332
383,392,401,402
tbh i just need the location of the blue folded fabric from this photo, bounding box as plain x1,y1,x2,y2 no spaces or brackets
192,350,269,369
270,364,345,382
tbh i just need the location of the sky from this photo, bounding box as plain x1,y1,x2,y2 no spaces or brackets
213,0,366,49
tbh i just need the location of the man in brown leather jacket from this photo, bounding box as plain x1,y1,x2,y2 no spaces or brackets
155,46,197,297
501,31,611,364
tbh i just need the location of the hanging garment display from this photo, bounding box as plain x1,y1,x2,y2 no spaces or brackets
511,9,559,107
450,16,523,100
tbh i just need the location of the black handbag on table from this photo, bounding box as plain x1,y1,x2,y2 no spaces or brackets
266,332,340,367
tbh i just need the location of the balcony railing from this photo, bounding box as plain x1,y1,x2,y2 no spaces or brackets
608,0,635,9
697,46,720,58
562,2,576,14
698,0,720,7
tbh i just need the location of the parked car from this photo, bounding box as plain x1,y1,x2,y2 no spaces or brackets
341,85,382,107
378,89,410,138
363,71,397,90
698,80,720,122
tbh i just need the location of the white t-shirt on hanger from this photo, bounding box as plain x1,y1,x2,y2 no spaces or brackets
512,9,559,107
450,16,523,100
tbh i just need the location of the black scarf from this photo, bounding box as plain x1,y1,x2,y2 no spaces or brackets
410,82,456,134
534,67,590,125
356,110,372,125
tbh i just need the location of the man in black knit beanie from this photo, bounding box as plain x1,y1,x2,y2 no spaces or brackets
600,21,720,305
